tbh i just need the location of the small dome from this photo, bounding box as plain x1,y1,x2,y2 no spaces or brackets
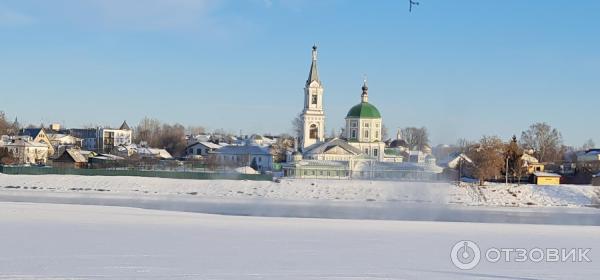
346,102,381,119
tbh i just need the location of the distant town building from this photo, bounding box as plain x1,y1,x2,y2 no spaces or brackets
18,128,55,157
185,141,222,158
52,149,88,169
215,145,273,172
69,121,132,153
533,172,561,185
4,137,49,165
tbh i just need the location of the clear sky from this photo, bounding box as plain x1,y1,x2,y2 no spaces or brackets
0,0,598,146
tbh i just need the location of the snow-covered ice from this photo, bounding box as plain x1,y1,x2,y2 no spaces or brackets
0,202,598,279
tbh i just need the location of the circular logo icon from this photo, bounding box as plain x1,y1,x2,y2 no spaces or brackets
451,240,481,270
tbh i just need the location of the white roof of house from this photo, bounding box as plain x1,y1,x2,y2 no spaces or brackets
136,147,173,159
521,153,539,163
199,141,222,149
6,140,48,148
534,172,561,177
62,149,87,163
186,141,222,150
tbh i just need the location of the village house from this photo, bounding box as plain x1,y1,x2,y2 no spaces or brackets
4,137,49,165
215,145,273,172
18,128,55,157
185,141,222,158
114,143,173,160
52,149,88,169
69,121,132,153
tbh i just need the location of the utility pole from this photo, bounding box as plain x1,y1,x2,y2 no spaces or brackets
505,156,509,185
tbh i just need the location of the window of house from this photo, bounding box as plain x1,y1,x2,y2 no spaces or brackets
351,121,358,128
365,148,369,154
375,131,379,139
364,130,369,138
351,129,357,139
259,157,262,162
374,149,378,157
311,94,318,105
364,123,369,128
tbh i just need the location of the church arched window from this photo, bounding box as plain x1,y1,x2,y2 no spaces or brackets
364,129,369,139
309,124,318,139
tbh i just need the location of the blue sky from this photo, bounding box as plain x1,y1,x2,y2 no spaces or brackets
0,0,598,146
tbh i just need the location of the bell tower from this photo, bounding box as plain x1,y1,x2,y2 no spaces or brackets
300,45,325,150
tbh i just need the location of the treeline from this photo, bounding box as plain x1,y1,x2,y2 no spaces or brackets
0,111,18,136
133,117,207,157
459,122,595,185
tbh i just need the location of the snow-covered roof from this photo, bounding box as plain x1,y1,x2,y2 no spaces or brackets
533,172,561,177
521,153,539,164
6,139,48,148
187,141,222,150
62,149,87,163
304,138,362,155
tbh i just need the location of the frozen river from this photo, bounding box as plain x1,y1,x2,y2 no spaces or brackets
1,190,598,226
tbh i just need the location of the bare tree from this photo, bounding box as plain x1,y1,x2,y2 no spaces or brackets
582,139,596,151
401,126,429,151
381,124,389,141
187,126,206,136
270,134,294,163
504,136,525,184
0,147,17,165
0,112,10,135
291,112,303,140
456,138,474,153
466,135,505,185
158,123,187,157
135,117,162,145
520,122,563,162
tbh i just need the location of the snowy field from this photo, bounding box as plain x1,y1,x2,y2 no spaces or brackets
0,202,598,279
0,174,598,208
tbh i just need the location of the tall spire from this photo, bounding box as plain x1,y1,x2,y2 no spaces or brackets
306,45,320,86
361,75,368,103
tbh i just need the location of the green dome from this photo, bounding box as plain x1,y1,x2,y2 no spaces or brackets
346,102,381,118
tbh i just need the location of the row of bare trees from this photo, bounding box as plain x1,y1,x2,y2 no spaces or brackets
134,117,206,157
0,112,18,164
463,122,596,185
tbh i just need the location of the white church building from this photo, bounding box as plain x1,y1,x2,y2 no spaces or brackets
283,46,442,180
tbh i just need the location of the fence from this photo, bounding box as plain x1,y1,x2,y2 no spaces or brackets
0,165,273,181
283,167,446,181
